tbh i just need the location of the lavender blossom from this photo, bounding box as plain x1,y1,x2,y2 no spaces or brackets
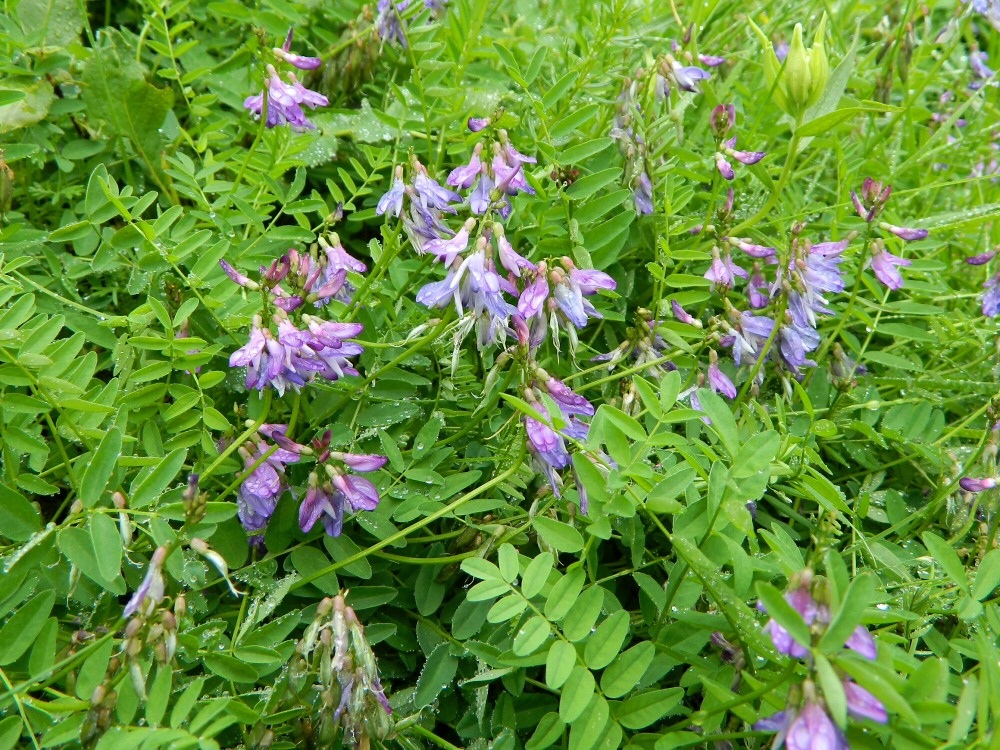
966,250,996,265
517,258,616,351
468,116,491,132
880,222,928,241
661,55,711,94
843,679,888,724
671,300,699,326
707,350,737,398
244,64,328,130
868,240,911,290
704,246,749,289
785,701,848,750
960,477,997,492
376,0,408,47
985,274,1000,317
851,178,892,222
236,425,301,537
761,583,818,658
272,29,322,70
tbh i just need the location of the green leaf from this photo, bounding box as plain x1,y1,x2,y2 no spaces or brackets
545,567,585,621
0,482,41,541
513,615,551,656
488,594,528,623
146,665,173,727
82,29,174,187
415,643,458,708
15,0,84,47
521,552,554,599
526,713,565,750
819,572,876,652
551,105,600,139
756,581,810,652
75,637,114,700
584,610,630,669
558,665,595,722
0,79,54,132
203,654,257,683
972,549,1000,601
0,590,55,665
560,138,613,164
90,513,122,583
461,557,504,581
130,448,187,508
498,543,519,583
814,653,846,726
170,677,205,729
796,104,899,137
568,695,609,750
563,586,604,642
693,388,739,457
921,531,969,593
80,427,122,507
533,516,584,553
601,641,655,698
546,640,577,689
0,716,22,750
616,688,684,729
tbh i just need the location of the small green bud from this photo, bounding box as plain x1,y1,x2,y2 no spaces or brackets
750,16,830,119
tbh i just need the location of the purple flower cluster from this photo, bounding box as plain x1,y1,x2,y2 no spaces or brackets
710,104,766,180
236,424,301,539
446,131,537,218
518,258,616,353
656,54,712,98
850,178,927,290
377,159,462,253
299,439,387,538
244,31,327,130
522,372,599,512
222,247,366,394
755,572,887,748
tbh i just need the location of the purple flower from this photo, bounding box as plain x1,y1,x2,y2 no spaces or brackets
413,171,461,211
469,172,495,214
699,54,726,67
761,584,818,659
666,56,711,92
220,259,259,289
960,477,997,492
468,116,491,132
708,355,737,399
851,178,892,222
495,229,535,277
987,275,1000,317
124,546,168,618
786,701,848,750
377,174,406,217
517,275,550,319
715,153,735,180
237,426,300,536
633,170,654,214
731,237,777,259
541,376,595,417
424,218,475,264
376,0,409,47
671,300,698,325
338,453,389,472
966,250,996,265
843,679,888,724
868,242,911,290
447,144,484,189
748,265,771,308
725,311,775,368
525,405,571,472
845,624,877,660
969,51,996,88
704,246,749,289
299,478,344,537
880,223,928,241
272,29,322,70
244,64,328,130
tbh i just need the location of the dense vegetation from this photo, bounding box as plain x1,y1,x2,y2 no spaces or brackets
1,0,1000,748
